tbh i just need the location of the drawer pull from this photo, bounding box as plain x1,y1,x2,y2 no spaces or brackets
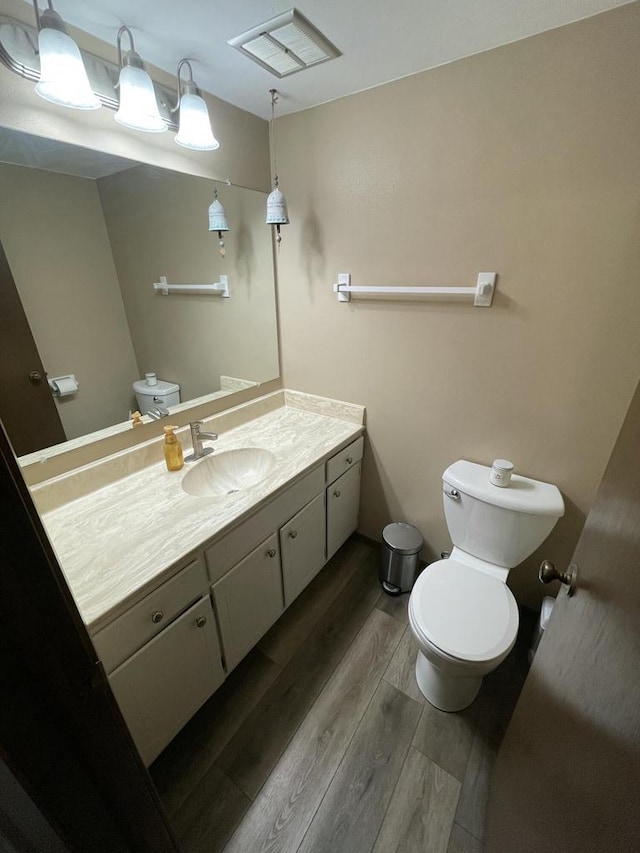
334,489,341,498
196,615,207,628
267,548,277,558
151,610,164,624
346,456,353,464
288,530,298,539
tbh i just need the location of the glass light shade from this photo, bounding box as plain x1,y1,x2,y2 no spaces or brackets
266,186,289,225
115,65,166,133
175,93,219,151
208,198,229,232
35,27,100,110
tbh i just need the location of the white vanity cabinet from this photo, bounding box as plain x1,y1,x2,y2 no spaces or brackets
91,432,364,764
107,596,224,766
326,438,363,560
208,438,363,672
92,557,225,766
211,533,284,671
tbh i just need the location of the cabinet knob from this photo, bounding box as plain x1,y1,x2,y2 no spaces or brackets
288,530,298,539
151,610,164,624
333,489,341,498
29,370,43,383
346,456,353,464
267,548,277,558
196,615,207,628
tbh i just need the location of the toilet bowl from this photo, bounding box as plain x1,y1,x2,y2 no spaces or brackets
408,460,564,712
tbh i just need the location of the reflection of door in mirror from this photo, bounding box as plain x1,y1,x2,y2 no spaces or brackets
0,239,66,455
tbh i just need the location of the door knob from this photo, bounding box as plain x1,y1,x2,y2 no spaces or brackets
29,371,43,383
539,560,578,596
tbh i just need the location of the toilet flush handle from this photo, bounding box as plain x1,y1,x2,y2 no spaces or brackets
445,488,461,501
539,560,578,597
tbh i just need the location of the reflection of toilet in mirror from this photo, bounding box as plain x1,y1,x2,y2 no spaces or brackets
408,460,564,712
133,373,180,415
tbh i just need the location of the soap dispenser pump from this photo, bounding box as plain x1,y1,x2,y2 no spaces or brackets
163,425,184,472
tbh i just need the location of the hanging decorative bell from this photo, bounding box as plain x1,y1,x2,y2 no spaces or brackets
208,187,229,256
266,183,289,244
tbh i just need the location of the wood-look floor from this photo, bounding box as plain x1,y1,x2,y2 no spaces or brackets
150,537,534,853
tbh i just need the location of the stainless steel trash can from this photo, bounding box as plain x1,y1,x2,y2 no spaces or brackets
380,522,423,596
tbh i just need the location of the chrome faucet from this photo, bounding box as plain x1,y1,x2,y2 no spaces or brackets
185,420,218,462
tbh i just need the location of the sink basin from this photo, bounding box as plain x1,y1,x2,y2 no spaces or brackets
181,448,277,497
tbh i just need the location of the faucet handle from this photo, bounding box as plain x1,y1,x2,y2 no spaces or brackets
190,420,203,433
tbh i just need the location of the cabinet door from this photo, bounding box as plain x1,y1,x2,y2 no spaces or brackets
108,596,225,766
326,461,361,560
280,493,326,607
212,533,283,672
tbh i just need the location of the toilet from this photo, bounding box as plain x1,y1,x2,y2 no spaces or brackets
133,373,180,415
408,460,564,712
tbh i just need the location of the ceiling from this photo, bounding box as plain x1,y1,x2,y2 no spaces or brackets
22,0,634,118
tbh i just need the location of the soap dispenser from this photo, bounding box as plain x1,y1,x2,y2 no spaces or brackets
163,425,184,472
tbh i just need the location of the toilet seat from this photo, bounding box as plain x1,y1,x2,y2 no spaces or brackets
410,559,519,665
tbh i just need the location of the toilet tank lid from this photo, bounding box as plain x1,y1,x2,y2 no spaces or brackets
133,378,180,396
443,460,565,518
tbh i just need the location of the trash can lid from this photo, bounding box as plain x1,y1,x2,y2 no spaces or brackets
382,522,423,555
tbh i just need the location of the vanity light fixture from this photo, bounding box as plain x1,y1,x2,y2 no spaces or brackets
174,59,219,151
32,0,100,110
265,88,289,245
114,26,166,133
208,186,229,256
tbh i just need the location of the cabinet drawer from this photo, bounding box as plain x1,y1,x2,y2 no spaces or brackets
327,462,361,560
205,464,324,583
212,533,284,672
109,596,225,766
326,436,364,485
93,557,208,674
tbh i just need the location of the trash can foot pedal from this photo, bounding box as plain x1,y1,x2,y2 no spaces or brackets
381,580,402,597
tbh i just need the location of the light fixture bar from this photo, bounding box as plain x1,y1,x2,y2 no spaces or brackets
0,14,178,129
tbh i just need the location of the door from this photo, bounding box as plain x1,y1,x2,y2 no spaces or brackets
280,492,326,606
0,423,178,851
0,239,66,455
486,379,640,853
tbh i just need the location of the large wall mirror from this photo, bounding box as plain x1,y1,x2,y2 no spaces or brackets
0,126,279,459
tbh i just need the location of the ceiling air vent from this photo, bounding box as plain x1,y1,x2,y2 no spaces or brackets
228,8,340,78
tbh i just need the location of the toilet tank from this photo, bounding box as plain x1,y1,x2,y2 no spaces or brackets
133,377,180,415
442,461,565,568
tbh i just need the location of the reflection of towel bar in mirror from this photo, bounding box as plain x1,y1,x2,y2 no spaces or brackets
333,272,496,306
153,275,230,297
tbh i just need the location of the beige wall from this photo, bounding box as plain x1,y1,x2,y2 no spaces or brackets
97,166,279,401
0,0,270,191
0,162,139,439
276,3,640,606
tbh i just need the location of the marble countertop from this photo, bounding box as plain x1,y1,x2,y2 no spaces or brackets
40,404,363,634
